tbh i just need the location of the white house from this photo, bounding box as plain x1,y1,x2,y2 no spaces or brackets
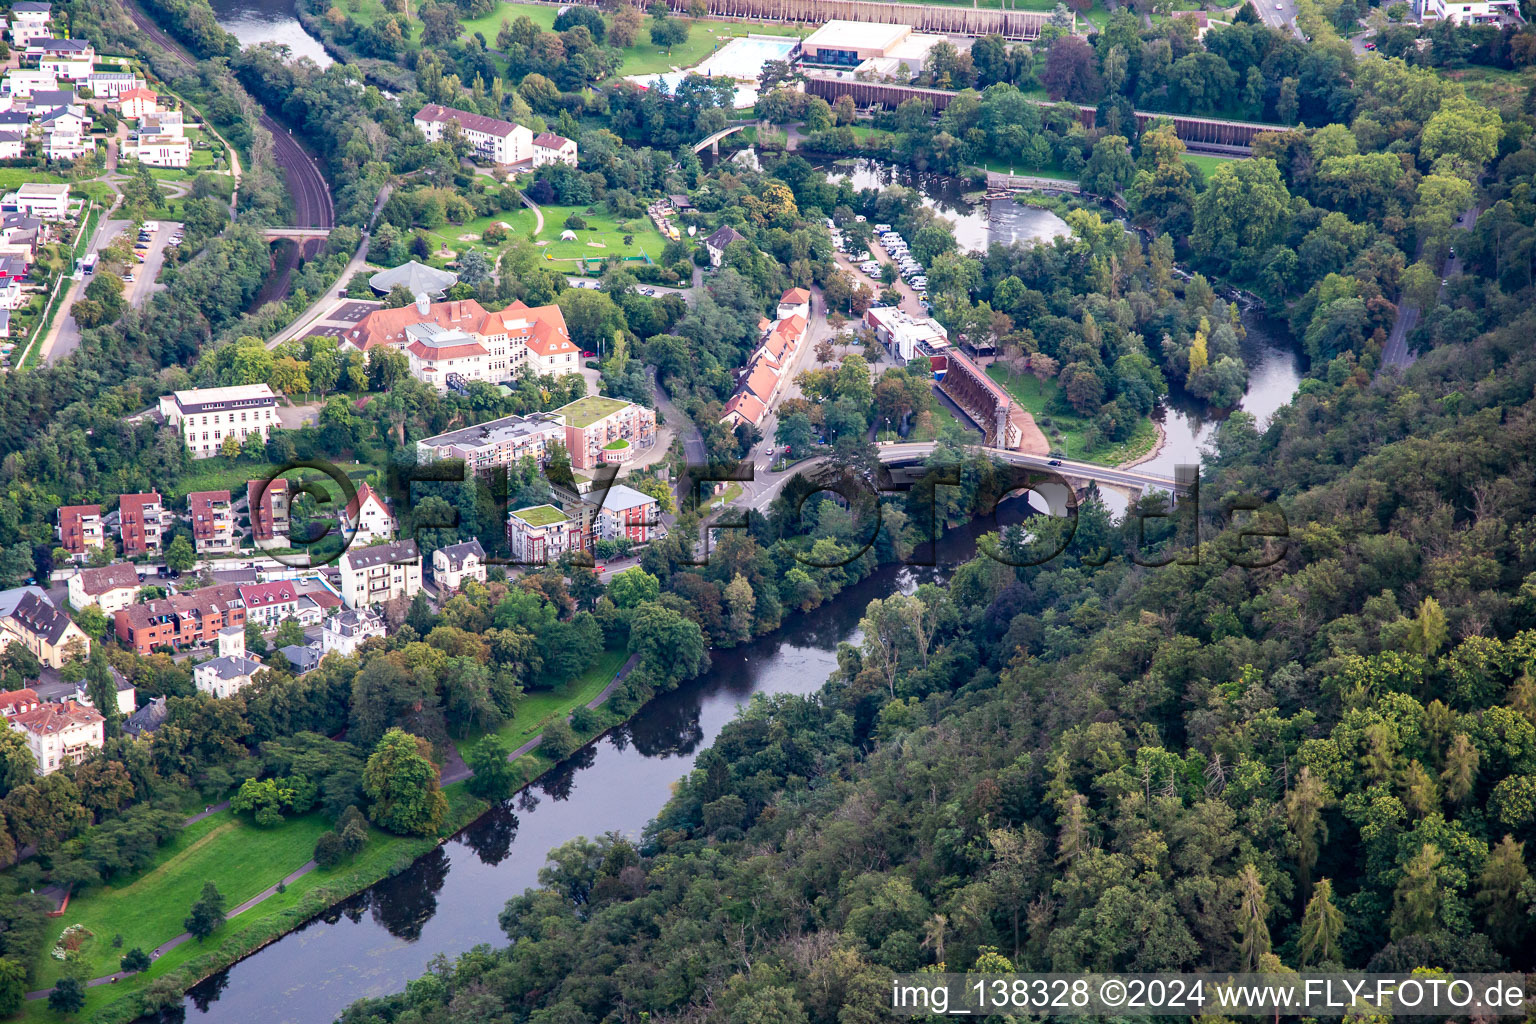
68,562,142,615
192,626,264,700
1419,0,1519,20
777,287,811,321
117,87,158,119
703,225,747,268
85,72,145,99
43,128,89,162
7,3,52,49
507,505,577,565
0,132,25,160
0,279,23,310
237,581,301,628
4,182,69,218
342,482,394,545
413,104,532,165
431,538,486,593
124,134,190,168
532,131,578,167
320,607,384,658
157,383,280,459
8,699,103,774
339,539,422,608
1,68,57,97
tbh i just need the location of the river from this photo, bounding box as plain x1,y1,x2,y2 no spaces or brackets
167,522,998,1024
207,0,332,66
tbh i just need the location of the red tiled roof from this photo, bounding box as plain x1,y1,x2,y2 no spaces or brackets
743,359,781,403
780,287,811,305
0,688,39,717
238,581,298,607
533,132,572,149
722,392,767,427
10,699,103,735
76,562,140,595
344,481,388,522
58,504,101,552
414,104,521,138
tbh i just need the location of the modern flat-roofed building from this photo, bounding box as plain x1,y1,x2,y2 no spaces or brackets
158,384,280,459
866,306,950,364
507,505,577,565
119,491,164,558
57,503,105,556
413,104,533,165
339,539,422,608
416,412,565,471
801,20,913,65
188,490,236,553
1419,0,1519,20
549,396,657,471
3,182,69,218
8,3,53,49
68,562,141,614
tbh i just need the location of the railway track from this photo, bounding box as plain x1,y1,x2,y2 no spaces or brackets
122,0,334,229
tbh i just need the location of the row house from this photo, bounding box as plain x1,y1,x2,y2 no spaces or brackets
68,562,140,614
188,490,236,554
720,311,808,431
113,582,245,654
248,477,291,546
57,503,105,556
119,491,164,558
338,539,422,609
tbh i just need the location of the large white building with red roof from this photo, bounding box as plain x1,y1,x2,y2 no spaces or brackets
8,699,103,774
344,297,578,386
532,131,577,167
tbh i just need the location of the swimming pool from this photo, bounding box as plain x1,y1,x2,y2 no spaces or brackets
694,35,800,81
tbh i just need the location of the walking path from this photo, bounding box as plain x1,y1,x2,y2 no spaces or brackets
27,654,640,999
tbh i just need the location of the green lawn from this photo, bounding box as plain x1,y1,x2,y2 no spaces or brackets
987,363,1157,465
529,204,669,262
170,460,373,504
973,157,1076,181
0,168,65,191
453,647,628,760
423,209,535,255
1184,153,1235,179
17,789,487,1023
460,2,806,79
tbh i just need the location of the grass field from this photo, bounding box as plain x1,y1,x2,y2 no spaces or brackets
0,168,66,191
530,204,670,262
987,363,1157,465
169,460,374,503
17,788,487,1023
459,2,806,79
423,209,535,255
1183,153,1235,179
453,647,628,760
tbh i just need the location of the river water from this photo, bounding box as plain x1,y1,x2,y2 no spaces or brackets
207,0,332,65
169,524,994,1024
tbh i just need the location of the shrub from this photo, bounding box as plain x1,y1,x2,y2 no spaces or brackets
540,718,580,761
314,831,346,869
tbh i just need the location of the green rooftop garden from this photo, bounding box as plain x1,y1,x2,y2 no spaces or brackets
511,504,569,527
603,438,631,450
555,395,630,428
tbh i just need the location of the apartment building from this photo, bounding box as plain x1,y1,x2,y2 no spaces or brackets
338,539,422,608
550,395,658,470
415,412,565,472
413,104,533,165
113,582,246,654
248,478,291,545
158,384,280,459
532,131,578,167
119,491,164,558
188,490,236,554
9,699,103,774
431,539,486,593
507,505,577,565
1419,0,1519,20
57,503,105,556
67,562,141,614
593,484,663,545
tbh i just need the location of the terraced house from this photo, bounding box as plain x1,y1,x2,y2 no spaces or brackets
114,582,246,654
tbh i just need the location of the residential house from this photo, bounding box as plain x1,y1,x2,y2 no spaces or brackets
531,131,577,167
0,277,21,312
187,490,236,554
865,306,950,364
0,132,24,160
431,538,486,593
123,133,190,168
9,699,103,774
342,482,394,545
276,643,321,674
0,309,11,339
237,580,301,628
549,395,657,471
3,181,68,218
122,695,168,738
141,110,183,137
507,504,576,565
0,687,40,718
777,287,811,320
413,104,532,165
7,3,52,49
158,384,280,459
57,503,105,556
85,72,144,99
118,491,164,558
0,588,87,669
338,539,422,608
1,68,56,97
117,86,158,119
28,38,95,79
68,562,141,615
113,582,246,654
248,477,290,546
320,607,384,658
703,225,747,268
192,626,263,700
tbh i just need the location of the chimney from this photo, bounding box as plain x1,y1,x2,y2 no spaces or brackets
415,292,430,316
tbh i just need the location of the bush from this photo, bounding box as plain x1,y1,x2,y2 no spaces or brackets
314,831,346,869
563,214,587,230
540,718,580,761
570,705,603,734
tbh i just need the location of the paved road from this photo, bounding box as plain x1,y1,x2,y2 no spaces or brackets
1256,0,1305,38
1382,205,1477,370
